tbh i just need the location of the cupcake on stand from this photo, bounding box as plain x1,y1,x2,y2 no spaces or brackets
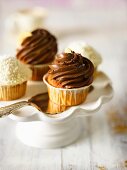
0,56,32,100
43,51,94,106
16,28,58,81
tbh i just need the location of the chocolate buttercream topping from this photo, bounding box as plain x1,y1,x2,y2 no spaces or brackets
47,51,94,89
16,29,57,65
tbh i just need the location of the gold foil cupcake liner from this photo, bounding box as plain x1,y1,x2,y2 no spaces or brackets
0,81,27,101
43,75,88,106
93,67,98,79
47,100,68,113
28,63,50,81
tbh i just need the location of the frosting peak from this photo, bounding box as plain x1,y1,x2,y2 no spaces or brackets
47,51,94,89
65,42,102,68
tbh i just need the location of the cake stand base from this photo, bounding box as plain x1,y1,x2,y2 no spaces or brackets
16,118,82,148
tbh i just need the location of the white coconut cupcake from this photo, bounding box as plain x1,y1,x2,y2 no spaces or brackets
0,56,32,100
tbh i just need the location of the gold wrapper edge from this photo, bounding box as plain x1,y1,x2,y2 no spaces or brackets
28,64,49,81
0,81,27,101
43,75,89,106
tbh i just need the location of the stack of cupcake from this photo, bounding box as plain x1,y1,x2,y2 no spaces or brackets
0,28,58,100
0,28,102,113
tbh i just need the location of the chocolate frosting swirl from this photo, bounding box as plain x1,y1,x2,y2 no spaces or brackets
16,29,57,65
48,51,94,89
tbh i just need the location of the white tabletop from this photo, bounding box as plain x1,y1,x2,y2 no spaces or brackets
0,1,127,169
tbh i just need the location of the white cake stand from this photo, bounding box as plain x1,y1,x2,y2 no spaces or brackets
7,72,113,148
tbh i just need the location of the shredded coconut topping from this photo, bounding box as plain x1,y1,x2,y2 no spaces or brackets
0,56,32,85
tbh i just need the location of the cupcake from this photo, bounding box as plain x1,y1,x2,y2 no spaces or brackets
65,42,102,77
16,28,57,81
0,56,32,100
43,51,94,106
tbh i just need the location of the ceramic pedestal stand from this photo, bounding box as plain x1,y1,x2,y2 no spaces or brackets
16,117,82,148
8,72,113,148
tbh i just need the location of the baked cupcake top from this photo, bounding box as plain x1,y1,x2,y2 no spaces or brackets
65,42,102,68
47,51,94,89
0,56,32,85
16,28,57,65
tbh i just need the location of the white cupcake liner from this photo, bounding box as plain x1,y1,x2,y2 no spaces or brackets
43,74,89,106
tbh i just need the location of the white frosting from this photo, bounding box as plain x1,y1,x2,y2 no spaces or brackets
65,42,102,67
0,56,32,85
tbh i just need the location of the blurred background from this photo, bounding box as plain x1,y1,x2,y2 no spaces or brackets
0,0,127,52
0,0,127,99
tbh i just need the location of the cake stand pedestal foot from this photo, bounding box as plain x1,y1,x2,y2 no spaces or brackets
16,118,82,148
